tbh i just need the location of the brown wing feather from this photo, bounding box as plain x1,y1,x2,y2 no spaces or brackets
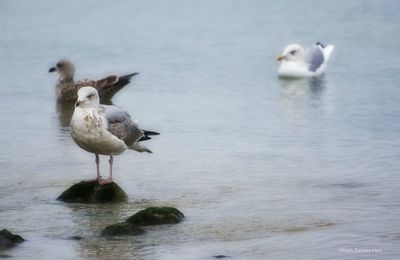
94,75,127,98
75,79,96,88
57,79,95,102
58,83,79,102
57,73,138,102
93,76,118,91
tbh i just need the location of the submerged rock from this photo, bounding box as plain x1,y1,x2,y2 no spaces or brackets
102,207,184,236
68,235,83,241
101,222,144,236
57,180,127,203
127,207,184,226
0,229,24,251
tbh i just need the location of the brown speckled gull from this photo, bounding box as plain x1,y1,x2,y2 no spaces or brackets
49,59,138,102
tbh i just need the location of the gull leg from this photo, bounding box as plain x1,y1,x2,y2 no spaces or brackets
109,155,113,180
99,155,113,185
95,154,102,181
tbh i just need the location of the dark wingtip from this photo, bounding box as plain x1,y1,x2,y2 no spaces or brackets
139,130,160,142
129,72,139,78
315,42,325,48
139,136,152,141
144,130,160,136
49,67,56,73
119,72,139,81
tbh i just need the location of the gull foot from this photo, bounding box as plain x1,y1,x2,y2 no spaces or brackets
86,177,102,182
98,178,113,185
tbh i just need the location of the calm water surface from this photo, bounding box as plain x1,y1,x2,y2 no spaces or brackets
1,0,400,259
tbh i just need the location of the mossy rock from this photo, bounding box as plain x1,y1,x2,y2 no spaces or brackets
101,222,144,236
0,229,24,251
57,180,127,203
127,207,184,226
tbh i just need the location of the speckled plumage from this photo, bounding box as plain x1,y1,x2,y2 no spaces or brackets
49,60,139,102
70,88,152,155
69,87,159,184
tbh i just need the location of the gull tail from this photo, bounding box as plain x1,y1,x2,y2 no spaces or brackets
322,45,334,61
129,143,152,153
316,42,335,62
129,130,159,153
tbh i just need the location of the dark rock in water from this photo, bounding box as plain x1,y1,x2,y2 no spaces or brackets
101,222,144,236
0,230,24,244
0,229,24,251
0,237,13,251
68,235,83,241
101,207,184,236
213,255,230,259
127,207,184,226
57,180,127,203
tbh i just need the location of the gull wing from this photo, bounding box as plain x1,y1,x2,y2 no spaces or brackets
102,105,144,147
305,46,325,72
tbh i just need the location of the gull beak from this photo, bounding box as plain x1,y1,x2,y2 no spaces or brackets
276,55,286,61
49,67,56,73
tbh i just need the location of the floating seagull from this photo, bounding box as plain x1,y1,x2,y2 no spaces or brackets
70,87,159,185
49,60,139,102
277,42,334,78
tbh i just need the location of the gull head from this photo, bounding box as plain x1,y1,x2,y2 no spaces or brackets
277,44,305,62
49,59,75,79
75,87,100,108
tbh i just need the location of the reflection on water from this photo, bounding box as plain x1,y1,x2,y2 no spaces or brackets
56,101,75,129
66,203,144,260
278,76,327,120
279,76,326,99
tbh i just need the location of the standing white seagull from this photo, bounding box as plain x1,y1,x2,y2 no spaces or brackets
277,42,334,78
70,87,159,185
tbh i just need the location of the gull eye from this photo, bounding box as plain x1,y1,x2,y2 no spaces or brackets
87,94,95,99
56,62,64,68
290,50,297,55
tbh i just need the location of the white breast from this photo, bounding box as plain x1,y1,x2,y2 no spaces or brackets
278,61,314,78
70,107,127,155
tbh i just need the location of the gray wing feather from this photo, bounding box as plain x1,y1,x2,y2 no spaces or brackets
306,46,325,72
101,105,144,146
